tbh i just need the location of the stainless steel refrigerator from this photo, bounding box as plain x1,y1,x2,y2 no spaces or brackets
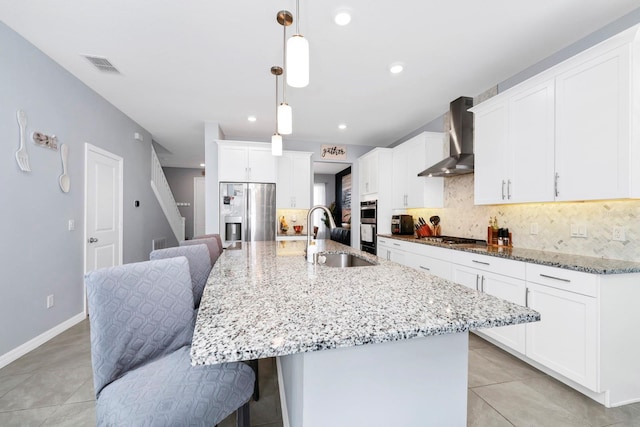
219,182,276,243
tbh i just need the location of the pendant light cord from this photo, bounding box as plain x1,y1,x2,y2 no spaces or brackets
275,73,279,133
282,20,287,103
296,0,300,34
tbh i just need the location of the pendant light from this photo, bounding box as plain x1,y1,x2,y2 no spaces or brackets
277,11,293,134
270,66,283,156
287,0,309,88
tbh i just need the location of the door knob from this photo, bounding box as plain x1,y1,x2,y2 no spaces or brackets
88,237,99,243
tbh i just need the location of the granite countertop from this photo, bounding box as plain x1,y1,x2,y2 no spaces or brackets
378,234,640,274
190,240,539,366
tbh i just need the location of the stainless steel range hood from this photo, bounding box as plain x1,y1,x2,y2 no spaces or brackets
419,96,474,177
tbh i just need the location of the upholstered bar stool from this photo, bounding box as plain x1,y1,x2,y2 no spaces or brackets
150,244,211,309
85,257,254,426
194,233,224,254
181,237,221,265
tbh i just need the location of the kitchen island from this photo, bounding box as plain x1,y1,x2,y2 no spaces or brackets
191,240,540,426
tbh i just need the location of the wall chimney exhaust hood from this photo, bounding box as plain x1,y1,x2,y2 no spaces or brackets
419,96,474,177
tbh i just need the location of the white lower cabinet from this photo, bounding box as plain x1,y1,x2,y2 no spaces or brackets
451,260,526,353
379,236,640,407
525,282,598,390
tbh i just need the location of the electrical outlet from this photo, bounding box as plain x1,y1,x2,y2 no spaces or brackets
530,223,539,235
47,295,54,309
68,219,75,231
613,226,626,242
570,223,587,238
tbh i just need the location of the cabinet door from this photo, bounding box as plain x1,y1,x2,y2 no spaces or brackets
290,154,311,209
508,80,555,203
555,45,630,201
474,101,509,204
247,148,277,183
526,282,598,390
219,146,249,181
276,154,293,208
478,272,526,353
367,152,379,194
392,145,409,208
451,264,481,291
359,155,372,195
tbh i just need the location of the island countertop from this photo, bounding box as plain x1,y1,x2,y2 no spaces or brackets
190,240,540,366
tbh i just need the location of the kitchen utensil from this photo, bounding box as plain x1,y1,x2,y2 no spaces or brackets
15,110,31,172
430,216,441,236
59,143,70,193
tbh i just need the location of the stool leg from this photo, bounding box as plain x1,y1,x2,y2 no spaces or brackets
249,359,260,401
236,401,250,427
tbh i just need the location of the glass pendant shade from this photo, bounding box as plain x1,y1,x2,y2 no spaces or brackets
271,133,283,156
277,103,293,135
286,35,309,88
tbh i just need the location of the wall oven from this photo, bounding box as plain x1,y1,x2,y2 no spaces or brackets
360,200,377,255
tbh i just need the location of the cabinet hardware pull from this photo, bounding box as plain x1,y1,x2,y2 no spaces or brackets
554,173,559,197
480,275,485,293
472,260,490,266
501,180,506,200
420,266,430,271
393,243,401,247
507,179,512,200
539,273,570,283
525,289,529,307
475,275,479,291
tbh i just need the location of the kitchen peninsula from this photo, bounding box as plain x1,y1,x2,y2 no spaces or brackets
191,240,539,426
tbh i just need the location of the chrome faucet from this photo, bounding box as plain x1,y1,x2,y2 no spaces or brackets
306,205,337,262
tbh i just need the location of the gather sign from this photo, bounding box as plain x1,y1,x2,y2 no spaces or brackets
321,145,347,160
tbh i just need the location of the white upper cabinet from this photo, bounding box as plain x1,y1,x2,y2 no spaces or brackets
277,151,312,209
359,148,392,197
474,78,556,205
218,142,277,183
392,132,445,208
554,44,630,201
473,24,640,204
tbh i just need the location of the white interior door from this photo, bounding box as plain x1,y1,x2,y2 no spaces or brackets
84,144,123,283
193,176,206,237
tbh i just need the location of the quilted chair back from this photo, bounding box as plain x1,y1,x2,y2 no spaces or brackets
150,244,212,308
181,237,221,266
85,257,195,398
194,233,224,253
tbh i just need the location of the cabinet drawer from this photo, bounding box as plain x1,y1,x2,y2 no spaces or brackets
451,251,526,279
526,264,598,297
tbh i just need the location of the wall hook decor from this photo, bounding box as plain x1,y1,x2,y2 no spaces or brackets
15,109,31,172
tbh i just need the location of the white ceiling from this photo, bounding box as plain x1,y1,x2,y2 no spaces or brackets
1,1,638,168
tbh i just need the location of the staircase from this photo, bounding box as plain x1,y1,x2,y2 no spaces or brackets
150,147,185,242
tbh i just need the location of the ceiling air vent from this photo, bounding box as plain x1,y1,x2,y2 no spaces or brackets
83,55,120,73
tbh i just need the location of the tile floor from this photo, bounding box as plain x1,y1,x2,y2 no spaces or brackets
1,320,640,426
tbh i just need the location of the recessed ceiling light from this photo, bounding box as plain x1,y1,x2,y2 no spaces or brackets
389,63,404,74
248,115,257,122
338,123,347,130
334,11,352,26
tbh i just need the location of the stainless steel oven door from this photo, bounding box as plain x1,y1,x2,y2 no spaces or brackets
360,223,376,255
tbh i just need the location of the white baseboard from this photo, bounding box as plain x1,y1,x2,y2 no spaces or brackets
0,312,87,369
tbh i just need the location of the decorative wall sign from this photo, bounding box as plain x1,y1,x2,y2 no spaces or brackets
32,131,58,150
321,145,347,160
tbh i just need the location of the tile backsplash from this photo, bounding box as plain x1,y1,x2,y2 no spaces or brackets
407,174,640,262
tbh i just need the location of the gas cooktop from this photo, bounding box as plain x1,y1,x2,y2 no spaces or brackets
420,235,486,246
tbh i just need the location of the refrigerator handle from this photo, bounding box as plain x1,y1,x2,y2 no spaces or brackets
245,186,250,242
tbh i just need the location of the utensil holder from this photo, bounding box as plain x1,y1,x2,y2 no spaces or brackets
416,224,432,238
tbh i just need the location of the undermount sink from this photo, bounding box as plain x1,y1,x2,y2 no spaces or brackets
318,252,377,268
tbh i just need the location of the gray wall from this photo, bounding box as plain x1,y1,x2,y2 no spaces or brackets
0,22,176,358
314,174,336,207
163,167,205,240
